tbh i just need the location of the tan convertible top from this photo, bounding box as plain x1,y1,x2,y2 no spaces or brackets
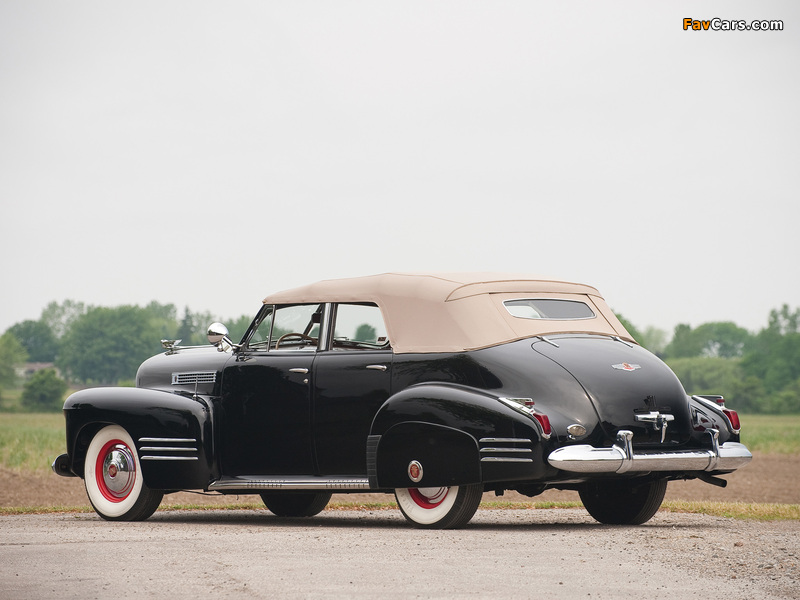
263,273,635,353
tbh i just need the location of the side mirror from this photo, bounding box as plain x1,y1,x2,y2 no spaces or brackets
207,322,230,346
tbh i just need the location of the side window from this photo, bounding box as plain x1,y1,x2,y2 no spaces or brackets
248,304,323,350
332,303,390,350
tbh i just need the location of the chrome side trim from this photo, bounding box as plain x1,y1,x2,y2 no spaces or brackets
547,429,753,474
479,438,533,463
137,437,199,462
208,476,371,491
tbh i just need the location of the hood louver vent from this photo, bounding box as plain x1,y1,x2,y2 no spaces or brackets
171,371,217,385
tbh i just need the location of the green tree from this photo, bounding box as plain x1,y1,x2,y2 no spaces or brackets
7,319,58,362
614,313,642,342
176,307,196,345
226,314,254,344
40,300,86,339
21,368,68,411
664,322,753,359
665,357,745,397
638,326,669,355
354,323,377,343
740,306,800,397
0,332,29,387
57,305,170,384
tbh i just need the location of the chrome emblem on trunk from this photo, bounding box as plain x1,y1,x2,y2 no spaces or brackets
612,362,641,371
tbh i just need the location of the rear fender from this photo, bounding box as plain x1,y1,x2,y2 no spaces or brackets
63,387,214,490
368,383,549,488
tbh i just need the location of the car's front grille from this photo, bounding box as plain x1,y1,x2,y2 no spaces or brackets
478,437,533,463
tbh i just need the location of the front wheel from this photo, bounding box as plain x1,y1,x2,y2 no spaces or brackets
579,478,667,525
260,492,332,517
84,425,163,521
395,484,483,529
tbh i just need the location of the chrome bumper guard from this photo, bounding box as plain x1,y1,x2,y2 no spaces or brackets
547,429,752,474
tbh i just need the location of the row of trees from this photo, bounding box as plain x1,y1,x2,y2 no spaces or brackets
618,305,800,414
1,300,798,413
0,301,252,409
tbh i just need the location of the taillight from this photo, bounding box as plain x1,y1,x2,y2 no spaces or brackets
723,408,741,432
532,412,552,437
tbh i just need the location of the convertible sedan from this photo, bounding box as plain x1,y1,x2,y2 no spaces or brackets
53,273,752,528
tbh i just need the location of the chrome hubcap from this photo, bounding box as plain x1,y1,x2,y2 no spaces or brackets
102,445,136,499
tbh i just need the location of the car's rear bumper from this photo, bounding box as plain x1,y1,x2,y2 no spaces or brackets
547,429,752,474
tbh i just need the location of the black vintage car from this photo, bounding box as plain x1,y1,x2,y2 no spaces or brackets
53,273,752,528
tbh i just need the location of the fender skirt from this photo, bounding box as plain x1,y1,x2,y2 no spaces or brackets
368,421,481,489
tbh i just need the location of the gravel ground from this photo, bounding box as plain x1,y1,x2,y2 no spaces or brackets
1,509,798,599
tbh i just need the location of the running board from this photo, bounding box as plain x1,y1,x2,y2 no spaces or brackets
208,475,372,492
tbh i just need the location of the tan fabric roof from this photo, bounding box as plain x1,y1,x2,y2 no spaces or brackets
263,273,636,353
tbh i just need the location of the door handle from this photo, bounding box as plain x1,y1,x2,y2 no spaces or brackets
289,368,309,374
366,364,388,371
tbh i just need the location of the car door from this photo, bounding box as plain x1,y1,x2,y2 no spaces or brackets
217,303,323,476
312,303,392,475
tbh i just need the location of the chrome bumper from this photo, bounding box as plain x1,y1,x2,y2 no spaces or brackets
547,429,752,474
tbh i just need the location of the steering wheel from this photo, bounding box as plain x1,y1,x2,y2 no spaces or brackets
275,332,316,349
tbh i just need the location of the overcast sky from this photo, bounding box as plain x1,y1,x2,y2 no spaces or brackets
1,1,798,338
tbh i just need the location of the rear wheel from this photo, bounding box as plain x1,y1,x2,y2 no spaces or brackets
260,492,332,517
579,478,667,525
395,484,483,529
84,425,163,521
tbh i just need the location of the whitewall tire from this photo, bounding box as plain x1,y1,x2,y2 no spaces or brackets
395,484,483,529
84,425,163,521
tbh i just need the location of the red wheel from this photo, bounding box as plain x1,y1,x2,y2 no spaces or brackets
84,425,163,521
395,484,483,529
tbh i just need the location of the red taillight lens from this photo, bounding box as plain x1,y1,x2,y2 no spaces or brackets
723,408,740,431
532,412,552,437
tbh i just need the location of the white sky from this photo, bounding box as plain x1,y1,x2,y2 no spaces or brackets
1,1,798,337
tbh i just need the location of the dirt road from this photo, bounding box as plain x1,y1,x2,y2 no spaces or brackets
2,509,798,599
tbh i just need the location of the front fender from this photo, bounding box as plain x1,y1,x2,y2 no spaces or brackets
63,387,214,490
368,383,552,488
